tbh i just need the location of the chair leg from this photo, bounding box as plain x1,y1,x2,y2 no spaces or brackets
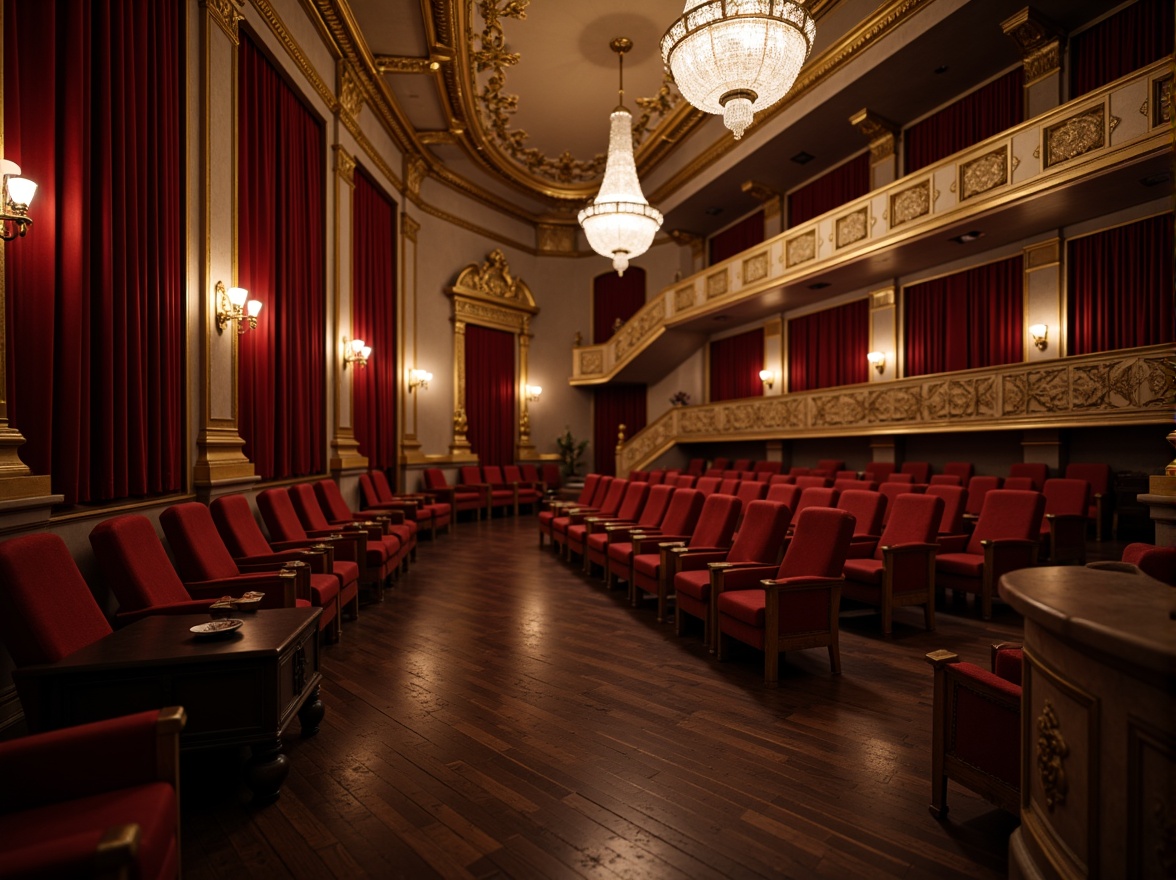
763,592,779,685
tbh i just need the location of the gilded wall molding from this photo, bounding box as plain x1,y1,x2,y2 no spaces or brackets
1044,105,1105,168
339,60,365,120
334,145,356,185
417,201,536,254
404,154,428,198
536,222,577,255
374,55,438,75
889,180,930,226
836,207,869,248
250,0,335,113
612,297,668,362
401,212,420,242
959,147,1008,200
203,0,245,43
742,252,769,285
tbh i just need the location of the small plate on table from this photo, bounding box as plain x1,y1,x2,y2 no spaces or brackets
232,595,263,611
191,619,244,638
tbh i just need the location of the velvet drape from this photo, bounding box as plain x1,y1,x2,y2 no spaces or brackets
593,385,647,477
352,167,398,470
238,34,326,481
4,0,183,506
904,256,1023,377
709,211,765,265
904,69,1023,174
787,153,870,228
592,267,645,344
465,324,516,466
1067,213,1174,355
1071,0,1173,98
788,300,869,392
710,328,765,402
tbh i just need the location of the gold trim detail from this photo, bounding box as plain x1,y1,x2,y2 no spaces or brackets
334,145,356,185
836,207,869,248
1109,114,1121,135
786,231,817,267
450,248,537,312
1001,8,1060,86
674,285,696,312
203,0,245,43
251,0,335,114
418,130,460,145
1024,239,1059,269
612,297,668,363
1035,700,1069,812
706,270,729,300
405,154,428,198
742,252,769,285
339,61,364,120
401,212,420,242
1045,105,1105,168
536,222,577,255
1154,75,1173,127
960,147,1008,200
890,181,930,226
374,55,437,74
580,350,604,375
850,108,899,162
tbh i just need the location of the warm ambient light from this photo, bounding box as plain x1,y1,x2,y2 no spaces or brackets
867,351,886,373
662,0,816,141
343,337,372,369
0,158,36,241
408,368,433,392
758,369,774,390
525,384,542,402
215,281,262,335
1029,323,1048,350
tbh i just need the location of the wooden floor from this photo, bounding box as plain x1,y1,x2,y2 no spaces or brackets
182,513,1043,879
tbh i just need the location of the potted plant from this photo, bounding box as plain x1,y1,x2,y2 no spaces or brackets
556,427,589,478
669,391,691,407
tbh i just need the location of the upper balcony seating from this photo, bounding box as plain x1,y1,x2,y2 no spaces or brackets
565,480,649,569
926,644,1022,817
423,468,486,521
631,494,742,623
842,493,944,635
1038,478,1091,565
936,490,1045,620
673,500,793,647
1064,462,1113,541
607,489,704,590
714,507,855,683
589,484,676,583
1008,462,1048,491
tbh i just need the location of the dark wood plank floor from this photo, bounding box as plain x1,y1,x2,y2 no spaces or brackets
182,513,1047,879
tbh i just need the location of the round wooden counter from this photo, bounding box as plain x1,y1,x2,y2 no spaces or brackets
999,565,1176,880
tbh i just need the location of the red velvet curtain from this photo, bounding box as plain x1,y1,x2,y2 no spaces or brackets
904,256,1023,376
787,153,870,228
788,300,869,392
4,0,183,506
1071,0,1173,98
352,167,398,470
710,328,765,402
238,34,325,481
709,210,765,265
593,267,645,344
1068,213,1174,355
593,385,647,477
465,325,515,466
905,69,1023,174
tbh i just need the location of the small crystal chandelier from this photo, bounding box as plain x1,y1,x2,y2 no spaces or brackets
662,0,816,141
578,38,663,277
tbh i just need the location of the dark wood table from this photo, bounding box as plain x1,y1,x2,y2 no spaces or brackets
15,607,323,802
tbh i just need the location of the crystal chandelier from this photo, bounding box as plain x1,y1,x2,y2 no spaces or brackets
578,38,663,277
661,0,816,141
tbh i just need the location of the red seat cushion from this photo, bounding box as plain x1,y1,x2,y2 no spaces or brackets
842,558,885,585
718,589,766,627
936,552,984,577
308,573,339,607
632,553,660,579
674,570,710,601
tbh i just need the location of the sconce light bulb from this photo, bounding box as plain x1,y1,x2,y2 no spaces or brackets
228,286,249,308
867,351,886,373
246,299,263,318
1029,323,1048,349
351,338,366,354
361,345,372,360
6,177,36,209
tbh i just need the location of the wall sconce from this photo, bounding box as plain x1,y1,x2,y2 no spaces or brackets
408,368,432,392
1029,323,1048,350
343,337,372,369
525,384,542,402
215,281,262,335
0,159,36,241
867,351,886,374
758,369,775,390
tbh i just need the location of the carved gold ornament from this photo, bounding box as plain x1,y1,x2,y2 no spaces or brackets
743,252,769,285
786,231,817,267
836,208,869,248
960,148,1008,201
452,248,535,306
706,270,729,300
580,350,604,375
890,181,930,227
1045,106,1105,168
1155,76,1173,126
1035,700,1069,812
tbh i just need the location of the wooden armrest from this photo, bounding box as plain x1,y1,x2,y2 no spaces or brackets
759,575,844,593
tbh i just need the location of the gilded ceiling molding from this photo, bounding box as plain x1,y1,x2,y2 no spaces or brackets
374,55,439,74
418,131,460,145
1001,8,1062,87
339,109,403,194
417,201,537,255
203,0,245,43
250,0,336,113
338,60,365,120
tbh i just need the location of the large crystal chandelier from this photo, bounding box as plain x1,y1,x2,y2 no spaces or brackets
662,0,816,141
578,38,663,277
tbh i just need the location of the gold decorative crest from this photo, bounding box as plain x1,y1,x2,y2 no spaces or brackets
451,248,537,310
836,207,869,248
1045,106,1105,168
890,181,930,227
960,148,1008,200
1035,700,1069,812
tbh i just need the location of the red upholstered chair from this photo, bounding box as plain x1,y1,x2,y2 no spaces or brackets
794,475,830,489
833,478,878,493
713,477,738,496
1121,543,1176,586
694,476,723,496
520,462,544,489
1038,478,1091,564
367,469,450,538
686,458,707,476
159,502,343,640
538,473,600,546
733,479,768,510
553,477,626,556
1008,462,1048,490
711,457,730,471
591,484,675,583
883,472,914,484
540,463,562,494
646,470,665,485
834,470,859,481
632,493,742,621
424,467,485,521
1002,477,1035,491
843,493,943,635
731,459,752,471
790,486,838,528
817,459,845,474
943,462,974,484
766,482,802,511
901,461,932,483
674,500,792,645
503,465,543,513
864,462,896,482
483,465,525,516
768,473,796,486
1064,462,1112,541
936,490,1045,619
787,466,810,476
926,484,968,536
607,489,704,590
963,475,1001,521
211,493,361,623
90,514,304,626
674,474,697,488
836,489,887,558
566,480,648,569
0,707,185,880
314,478,417,565
714,507,855,682
926,644,1021,817
753,461,781,475
457,465,514,517
878,481,924,526
295,483,406,590
929,474,962,486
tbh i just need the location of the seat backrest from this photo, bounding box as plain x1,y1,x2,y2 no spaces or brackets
878,482,910,525
1042,478,1090,519
520,464,541,483
964,475,1002,516
587,475,613,508
834,470,859,481
768,473,796,486
636,484,675,528
687,494,741,550
695,476,722,496
314,479,355,523
595,478,628,516
483,465,505,485
647,470,665,485
929,474,961,486
836,490,886,538
925,485,967,534
289,484,334,532
794,475,830,489
817,459,845,473
794,487,838,518
210,494,276,557
359,473,382,508
459,465,483,485
943,461,974,483
711,457,730,471
884,472,914,484
735,481,768,505
686,458,707,476
1122,543,1176,586
90,515,194,609
659,488,706,536
160,503,243,582
541,463,561,489
727,501,792,564
1003,477,1035,491
717,478,741,495
0,533,111,666
766,482,803,510
423,467,449,491
257,487,311,542
1065,462,1110,496
872,494,944,560
503,465,522,483
370,470,397,503
730,459,751,471
787,466,810,476
864,462,896,481
901,461,931,483
833,478,877,493
777,508,855,579
1008,462,1048,490
615,481,650,521
753,461,781,474
576,473,601,505
968,490,1046,554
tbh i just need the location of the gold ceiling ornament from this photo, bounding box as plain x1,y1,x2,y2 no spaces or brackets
374,54,443,74
452,248,538,309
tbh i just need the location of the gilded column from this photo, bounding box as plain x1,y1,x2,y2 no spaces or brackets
850,109,899,190
449,320,471,454
1023,238,1061,363
329,141,367,474
517,316,537,460
868,287,897,382
400,211,424,461
1002,8,1063,119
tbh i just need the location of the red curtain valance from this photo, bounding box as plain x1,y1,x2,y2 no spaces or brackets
788,300,869,392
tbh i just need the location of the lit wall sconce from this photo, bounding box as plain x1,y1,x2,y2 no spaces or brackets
758,369,775,390
867,351,886,374
1029,323,1048,350
0,159,36,241
343,337,372,369
215,281,262,335
408,368,433,392
525,384,542,402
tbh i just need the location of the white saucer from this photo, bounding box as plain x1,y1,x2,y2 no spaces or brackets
191,619,244,637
